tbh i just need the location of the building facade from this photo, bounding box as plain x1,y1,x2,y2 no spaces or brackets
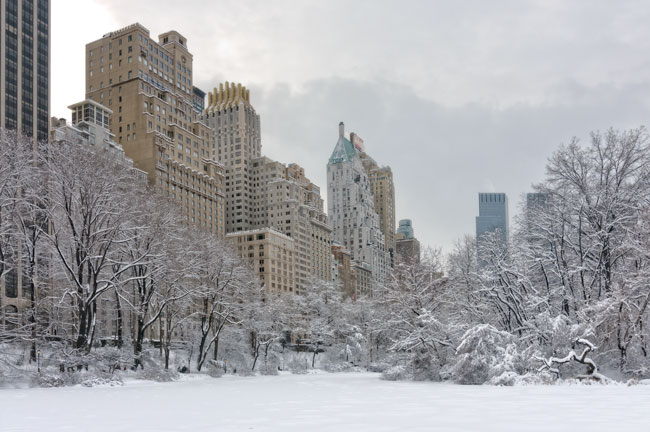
50,99,147,180
85,23,225,236
247,157,332,295
327,122,390,294
227,228,296,294
202,82,261,234
0,0,50,142
202,86,332,295
396,219,414,239
1,0,50,320
476,192,509,252
395,219,421,264
360,150,396,264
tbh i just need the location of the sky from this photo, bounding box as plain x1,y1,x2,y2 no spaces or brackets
52,0,650,252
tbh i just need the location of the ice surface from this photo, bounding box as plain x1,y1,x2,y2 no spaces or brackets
1,372,648,431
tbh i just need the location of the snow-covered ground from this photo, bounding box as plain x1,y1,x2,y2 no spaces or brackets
1,372,649,431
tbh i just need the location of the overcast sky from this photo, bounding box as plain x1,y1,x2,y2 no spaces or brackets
52,0,650,252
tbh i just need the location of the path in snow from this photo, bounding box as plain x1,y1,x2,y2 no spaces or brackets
1,372,648,431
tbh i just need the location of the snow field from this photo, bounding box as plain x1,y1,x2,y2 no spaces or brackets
1,372,649,432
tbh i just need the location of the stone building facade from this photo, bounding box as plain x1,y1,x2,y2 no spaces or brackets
202,82,261,234
85,23,226,236
327,122,390,294
227,228,296,294
202,85,333,295
359,150,396,264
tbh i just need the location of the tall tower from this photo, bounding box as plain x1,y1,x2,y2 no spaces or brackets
1,0,50,142
359,149,396,262
85,23,226,236
476,192,509,250
327,122,389,293
1,0,50,318
202,82,261,233
395,219,421,264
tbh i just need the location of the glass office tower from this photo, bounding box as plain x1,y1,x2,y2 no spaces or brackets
1,0,50,142
476,192,509,245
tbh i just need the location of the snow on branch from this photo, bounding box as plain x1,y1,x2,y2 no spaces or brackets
535,338,610,382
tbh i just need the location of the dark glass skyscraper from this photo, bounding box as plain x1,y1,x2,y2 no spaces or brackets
476,192,509,246
1,0,50,142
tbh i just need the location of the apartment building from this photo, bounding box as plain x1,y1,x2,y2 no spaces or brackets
327,122,390,294
227,228,296,294
85,23,225,236
248,157,332,295
359,149,396,262
50,99,147,180
394,220,420,265
202,82,261,234
201,85,333,294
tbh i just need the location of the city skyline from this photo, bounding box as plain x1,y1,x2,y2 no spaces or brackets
51,0,650,252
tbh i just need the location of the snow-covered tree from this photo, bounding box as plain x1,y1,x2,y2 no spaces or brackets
45,140,143,352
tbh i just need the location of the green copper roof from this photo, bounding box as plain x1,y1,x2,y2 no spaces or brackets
328,135,357,165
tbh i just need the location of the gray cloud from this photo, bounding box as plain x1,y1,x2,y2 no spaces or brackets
248,77,650,251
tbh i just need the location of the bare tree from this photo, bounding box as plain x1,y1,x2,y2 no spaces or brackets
192,237,256,372
45,141,143,352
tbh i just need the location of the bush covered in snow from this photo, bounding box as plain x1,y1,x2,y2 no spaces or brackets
453,324,526,385
135,367,179,382
381,365,411,381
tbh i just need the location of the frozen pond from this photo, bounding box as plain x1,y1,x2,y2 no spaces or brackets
1,372,648,431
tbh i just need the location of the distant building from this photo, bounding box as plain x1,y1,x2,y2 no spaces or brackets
50,99,147,180
331,244,354,298
395,236,421,265
397,219,414,239
248,157,332,295
526,192,547,212
395,220,421,264
85,23,226,236
327,122,390,294
202,82,261,234
353,261,372,298
525,192,548,242
476,193,509,255
360,150,396,264
1,0,50,142
227,228,296,294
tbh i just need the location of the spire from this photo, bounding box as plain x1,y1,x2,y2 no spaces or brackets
329,122,357,165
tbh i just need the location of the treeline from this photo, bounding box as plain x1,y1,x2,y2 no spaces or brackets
2,127,650,386
0,131,264,374
372,127,650,384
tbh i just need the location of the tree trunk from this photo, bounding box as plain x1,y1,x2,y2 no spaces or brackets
76,302,88,349
114,290,123,348
251,341,260,371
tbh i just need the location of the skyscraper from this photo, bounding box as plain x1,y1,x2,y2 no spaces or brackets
359,148,396,264
476,192,509,247
85,23,226,236
1,0,50,318
327,122,389,293
395,219,421,264
203,83,332,294
396,219,414,239
202,82,261,234
1,0,50,141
